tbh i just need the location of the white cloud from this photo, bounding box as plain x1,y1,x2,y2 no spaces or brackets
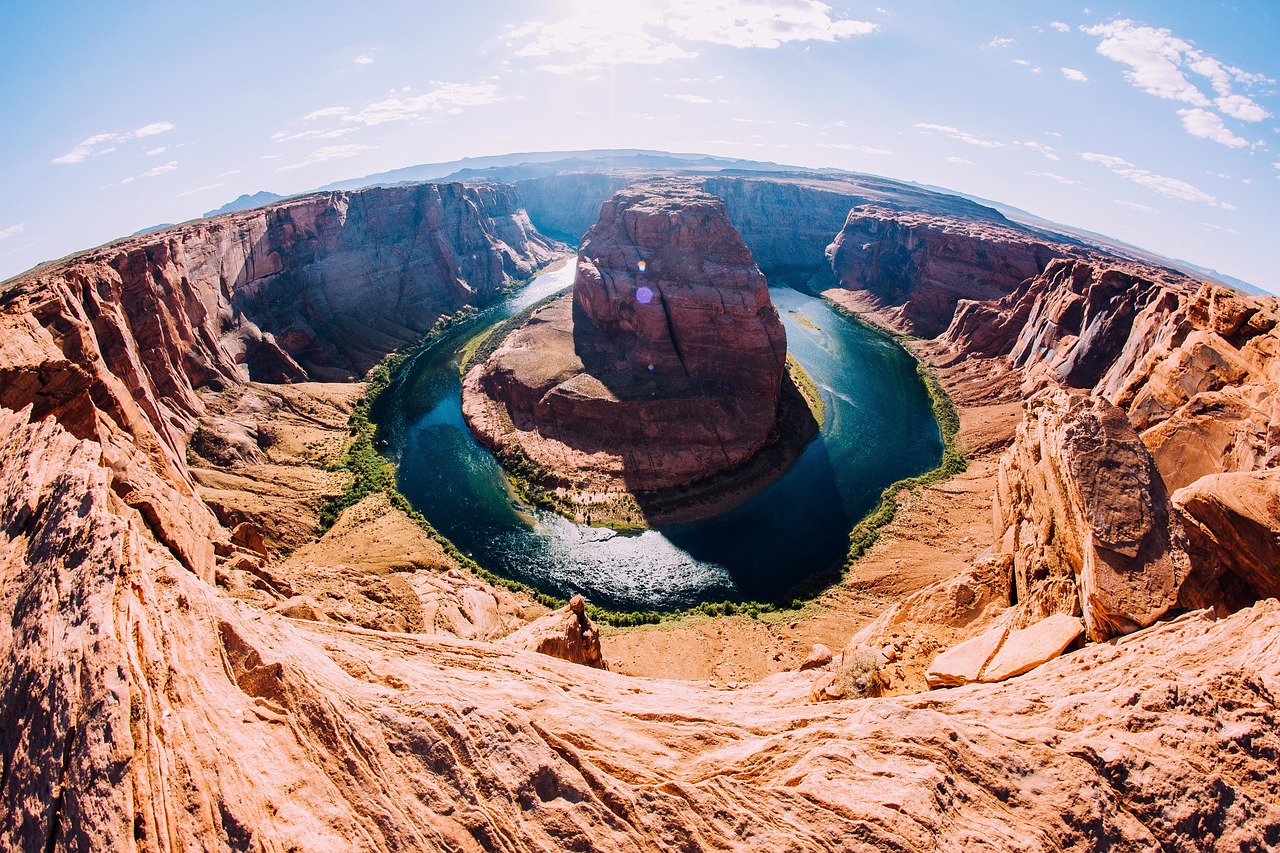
818,143,854,150
272,127,359,142
1199,222,1239,236
1028,171,1078,185
305,106,350,121
52,122,176,164
1082,19,1271,133
278,144,371,171
1050,21,1071,33
1022,141,1060,160
668,93,713,104
53,132,121,164
142,161,178,177
1082,151,1216,203
133,121,175,138
145,146,168,156
1214,93,1270,122
944,156,974,164
338,82,502,125
859,145,891,155
509,1,876,73
355,55,374,65
1060,67,1088,83
988,37,1014,48
1083,20,1211,105
1114,200,1159,214
1177,108,1249,148
914,122,1005,148
0,223,25,241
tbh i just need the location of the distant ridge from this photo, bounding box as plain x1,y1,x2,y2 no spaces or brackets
204,191,286,218
915,183,1272,297
317,149,805,191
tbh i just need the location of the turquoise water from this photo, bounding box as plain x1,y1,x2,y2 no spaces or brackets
380,264,942,610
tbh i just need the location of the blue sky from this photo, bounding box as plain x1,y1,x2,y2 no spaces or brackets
2,1,1277,290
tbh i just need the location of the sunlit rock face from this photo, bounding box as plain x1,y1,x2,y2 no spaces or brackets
463,180,792,511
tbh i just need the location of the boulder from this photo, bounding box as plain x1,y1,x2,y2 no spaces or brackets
925,625,1008,688
799,643,833,672
501,595,608,670
991,390,1187,641
1175,470,1280,610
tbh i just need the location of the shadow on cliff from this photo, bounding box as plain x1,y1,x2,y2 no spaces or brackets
622,374,826,543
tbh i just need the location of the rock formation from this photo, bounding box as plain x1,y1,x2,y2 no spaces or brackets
463,180,806,525
991,390,1188,641
828,205,1068,336
501,594,608,669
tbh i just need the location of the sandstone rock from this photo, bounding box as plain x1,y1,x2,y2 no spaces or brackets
979,613,1085,682
799,643,833,671
7,168,1280,851
1175,470,1280,610
230,521,269,559
992,390,1187,641
273,595,330,622
501,596,608,669
926,624,1008,688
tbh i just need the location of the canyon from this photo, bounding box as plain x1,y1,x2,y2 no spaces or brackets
1,165,1278,850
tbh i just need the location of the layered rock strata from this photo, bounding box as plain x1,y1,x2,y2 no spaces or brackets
464,181,803,524
3,399,1278,850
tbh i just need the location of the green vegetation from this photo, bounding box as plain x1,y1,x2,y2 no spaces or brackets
459,289,567,376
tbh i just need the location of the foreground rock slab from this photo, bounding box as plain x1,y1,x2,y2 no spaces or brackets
979,613,1085,682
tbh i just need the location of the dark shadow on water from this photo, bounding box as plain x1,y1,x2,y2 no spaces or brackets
660,431,852,604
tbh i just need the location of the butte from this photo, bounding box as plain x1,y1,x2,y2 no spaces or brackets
461,180,819,527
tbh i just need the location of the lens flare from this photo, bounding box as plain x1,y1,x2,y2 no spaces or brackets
637,260,647,273
636,285,654,304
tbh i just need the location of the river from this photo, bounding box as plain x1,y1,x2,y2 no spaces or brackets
380,263,942,611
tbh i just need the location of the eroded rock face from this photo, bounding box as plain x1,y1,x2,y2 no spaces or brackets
829,205,1065,337
464,180,795,514
992,390,1187,642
